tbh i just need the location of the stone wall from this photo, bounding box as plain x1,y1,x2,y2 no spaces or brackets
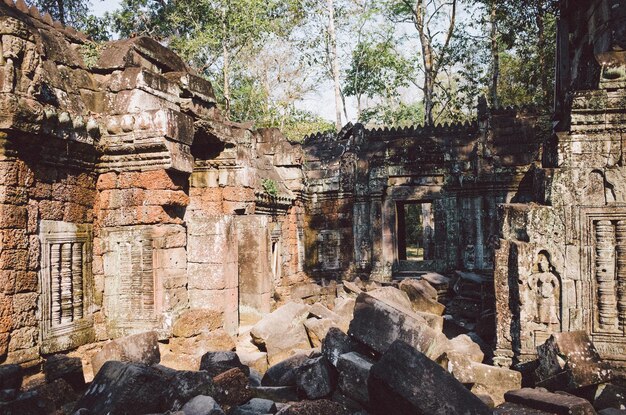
302,106,549,282
494,0,626,369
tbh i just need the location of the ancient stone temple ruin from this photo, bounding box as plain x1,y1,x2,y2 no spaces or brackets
0,0,625,391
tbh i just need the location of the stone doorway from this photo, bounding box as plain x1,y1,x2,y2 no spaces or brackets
396,201,434,262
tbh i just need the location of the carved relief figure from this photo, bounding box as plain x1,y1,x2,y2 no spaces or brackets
528,252,560,328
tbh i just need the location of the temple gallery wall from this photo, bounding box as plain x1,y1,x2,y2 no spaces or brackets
0,0,625,373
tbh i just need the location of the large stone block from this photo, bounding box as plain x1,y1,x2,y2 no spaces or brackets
368,340,491,415
74,361,170,415
91,331,160,376
172,309,222,338
504,388,596,415
295,356,337,399
348,293,449,359
535,331,613,391
399,278,445,315
199,351,250,378
337,351,373,407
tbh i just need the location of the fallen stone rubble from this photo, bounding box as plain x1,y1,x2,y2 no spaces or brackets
1,277,625,414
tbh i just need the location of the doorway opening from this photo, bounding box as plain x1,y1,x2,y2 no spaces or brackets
397,201,434,261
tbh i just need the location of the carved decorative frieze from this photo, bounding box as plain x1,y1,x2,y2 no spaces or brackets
39,221,94,354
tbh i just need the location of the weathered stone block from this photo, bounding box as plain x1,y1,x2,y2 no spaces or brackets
295,355,337,399
399,278,444,315
213,368,253,410
535,331,613,391
261,353,311,387
200,351,250,378
348,292,449,359
232,398,277,415
504,388,596,415
181,395,225,415
368,340,491,415
44,354,86,392
91,331,160,376
336,352,373,407
322,327,367,367
74,361,170,415
304,317,338,348
172,309,222,338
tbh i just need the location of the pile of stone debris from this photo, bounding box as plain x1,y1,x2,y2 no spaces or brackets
1,277,625,415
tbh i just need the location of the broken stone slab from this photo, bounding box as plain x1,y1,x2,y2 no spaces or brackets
309,303,343,322
29,378,78,411
153,365,216,411
249,386,298,403
250,303,312,366
172,309,223,338
261,352,311,387
237,351,268,375
200,351,250,378
448,334,484,363
348,292,450,359
0,364,22,391
91,331,161,376
368,340,492,415
44,354,86,392
232,398,277,415
593,383,626,412
181,395,225,415
333,297,356,322
322,327,370,367
469,364,523,406
294,355,337,400
170,329,236,358
290,282,322,300
275,399,350,415
493,402,557,414
367,286,414,313
74,361,170,415
0,391,55,415
399,278,445,315
421,272,451,300
213,368,253,410
250,303,310,344
340,281,363,297
504,388,597,415
304,317,338,348
336,351,374,407
599,409,626,415
535,331,613,391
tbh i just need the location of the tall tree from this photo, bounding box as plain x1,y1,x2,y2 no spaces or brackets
388,0,458,125
344,35,413,120
326,0,343,130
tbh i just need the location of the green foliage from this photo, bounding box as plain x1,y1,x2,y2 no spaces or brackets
361,102,424,128
281,110,336,142
79,41,103,68
344,36,413,103
262,179,278,197
26,0,110,40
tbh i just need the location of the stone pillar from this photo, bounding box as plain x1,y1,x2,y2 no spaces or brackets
186,215,238,335
236,215,271,325
595,220,618,331
616,220,626,332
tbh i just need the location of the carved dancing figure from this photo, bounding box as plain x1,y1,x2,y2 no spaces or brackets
527,252,560,326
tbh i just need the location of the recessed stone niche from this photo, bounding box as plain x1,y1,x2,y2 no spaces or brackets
39,221,94,354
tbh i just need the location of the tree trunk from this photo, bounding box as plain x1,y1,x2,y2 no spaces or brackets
490,1,499,108
413,0,456,125
327,0,343,131
56,0,66,25
221,9,230,118
536,2,549,106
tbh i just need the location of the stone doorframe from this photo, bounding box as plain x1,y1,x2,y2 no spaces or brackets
379,184,443,278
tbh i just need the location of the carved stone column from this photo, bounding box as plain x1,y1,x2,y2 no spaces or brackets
616,220,626,331
595,220,618,330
